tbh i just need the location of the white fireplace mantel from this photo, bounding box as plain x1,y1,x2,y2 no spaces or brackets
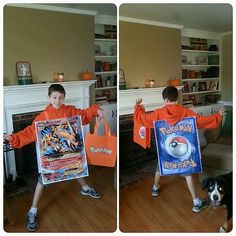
4,80,96,132
119,86,183,115
4,80,96,179
4,80,96,111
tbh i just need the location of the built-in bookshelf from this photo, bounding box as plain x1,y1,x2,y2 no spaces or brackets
94,24,117,104
181,33,221,106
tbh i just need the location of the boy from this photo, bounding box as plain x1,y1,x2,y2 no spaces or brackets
134,86,226,213
4,84,107,231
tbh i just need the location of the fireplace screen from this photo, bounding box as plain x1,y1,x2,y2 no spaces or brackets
4,111,42,195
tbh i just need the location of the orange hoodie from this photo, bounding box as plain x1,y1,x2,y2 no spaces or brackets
134,103,222,129
10,103,99,149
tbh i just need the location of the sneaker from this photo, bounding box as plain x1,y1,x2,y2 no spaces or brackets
192,199,209,213
219,226,227,233
152,184,160,197
27,212,38,232
80,187,102,199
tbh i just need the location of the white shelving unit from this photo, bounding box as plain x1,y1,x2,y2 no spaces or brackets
95,86,117,91
182,90,220,96
182,77,219,82
95,71,117,76
94,23,117,103
181,33,221,106
94,15,117,134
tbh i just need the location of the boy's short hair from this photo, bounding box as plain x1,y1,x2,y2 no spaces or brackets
162,86,179,102
48,84,66,96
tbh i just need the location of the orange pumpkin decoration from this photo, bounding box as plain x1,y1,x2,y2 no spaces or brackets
169,78,180,86
81,70,92,80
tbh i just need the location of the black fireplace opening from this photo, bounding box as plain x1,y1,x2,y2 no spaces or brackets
4,111,41,195
119,116,158,189
119,117,157,172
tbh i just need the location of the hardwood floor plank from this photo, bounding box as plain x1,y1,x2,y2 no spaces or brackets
120,174,226,232
4,167,117,232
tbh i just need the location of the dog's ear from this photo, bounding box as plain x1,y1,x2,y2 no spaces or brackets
202,177,210,190
219,176,231,196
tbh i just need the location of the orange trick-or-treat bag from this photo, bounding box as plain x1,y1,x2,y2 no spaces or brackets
133,117,151,149
85,117,117,167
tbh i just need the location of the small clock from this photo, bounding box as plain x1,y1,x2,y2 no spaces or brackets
16,61,32,77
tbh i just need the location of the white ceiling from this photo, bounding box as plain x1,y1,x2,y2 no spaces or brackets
119,3,232,33
35,3,232,33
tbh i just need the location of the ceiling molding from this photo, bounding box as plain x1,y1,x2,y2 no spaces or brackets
6,4,98,15
222,31,232,36
182,28,221,40
95,14,117,25
119,16,184,29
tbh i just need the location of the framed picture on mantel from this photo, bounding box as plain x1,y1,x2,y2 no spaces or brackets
16,61,32,77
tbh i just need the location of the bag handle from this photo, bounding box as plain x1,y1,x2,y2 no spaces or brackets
93,117,111,136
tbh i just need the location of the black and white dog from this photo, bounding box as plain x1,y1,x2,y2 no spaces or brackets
202,172,232,232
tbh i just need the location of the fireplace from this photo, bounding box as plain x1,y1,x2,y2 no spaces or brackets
119,114,159,189
119,114,156,170
119,87,169,172
12,111,41,177
3,81,96,187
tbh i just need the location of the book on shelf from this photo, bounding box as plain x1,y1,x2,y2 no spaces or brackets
206,81,211,90
182,82,189,93
95,75,103,88
197,55,208,65
209,80,218,91
96,75,116,88
104,25,117,39
95,61,102,72
101,76,107,87
198,82,207,91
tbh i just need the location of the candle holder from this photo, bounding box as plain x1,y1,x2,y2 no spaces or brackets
53,72,64,82
145,79,155,88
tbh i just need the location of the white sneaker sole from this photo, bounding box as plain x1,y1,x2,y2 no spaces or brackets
192,203,208,213
27,224,38,232
80,191,102,199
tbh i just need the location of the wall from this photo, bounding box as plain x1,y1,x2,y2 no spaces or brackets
4,6,94,85
119,21,181,88
221,32,232,102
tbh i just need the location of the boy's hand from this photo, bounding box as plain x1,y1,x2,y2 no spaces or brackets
218,107,227,116
135,98,143,106
3,133,12,142
97,108,108,118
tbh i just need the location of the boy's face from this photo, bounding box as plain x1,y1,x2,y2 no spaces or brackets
48,91,65,109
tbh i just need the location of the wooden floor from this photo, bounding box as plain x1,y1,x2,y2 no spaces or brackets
4,167,117,232
120,174,227,232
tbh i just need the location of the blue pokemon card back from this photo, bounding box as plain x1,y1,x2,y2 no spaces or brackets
153,117,202,176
